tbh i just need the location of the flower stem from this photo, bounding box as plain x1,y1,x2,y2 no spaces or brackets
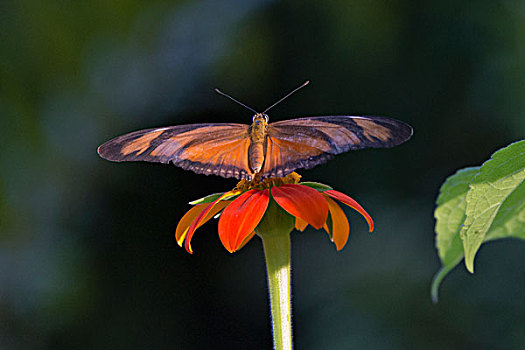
261,232,292,350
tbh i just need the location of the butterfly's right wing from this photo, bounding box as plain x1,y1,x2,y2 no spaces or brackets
97,123,254,179
261,116,413,178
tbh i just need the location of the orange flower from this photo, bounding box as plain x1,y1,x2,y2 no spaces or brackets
175,173,374,254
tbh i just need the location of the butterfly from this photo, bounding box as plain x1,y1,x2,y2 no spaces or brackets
97,82,413,180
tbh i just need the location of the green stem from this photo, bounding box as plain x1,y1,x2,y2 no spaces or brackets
261,233,292,350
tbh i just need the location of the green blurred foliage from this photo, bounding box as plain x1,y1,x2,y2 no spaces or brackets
1,0,525,349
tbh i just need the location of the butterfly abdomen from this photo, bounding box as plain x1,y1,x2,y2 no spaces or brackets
248,115,269,175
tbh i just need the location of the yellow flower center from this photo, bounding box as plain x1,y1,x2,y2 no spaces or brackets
235,172,302,191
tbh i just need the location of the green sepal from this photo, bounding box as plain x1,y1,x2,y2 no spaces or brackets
255,196,295,238
324,213,334,240
299,182,333,191
189,192,240,205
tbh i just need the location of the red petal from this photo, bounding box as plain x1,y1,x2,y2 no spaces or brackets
218,189,270,253
237,231,256,251
324,190,374,232
324,196,350,250
184,190,241,254
272,184,328,229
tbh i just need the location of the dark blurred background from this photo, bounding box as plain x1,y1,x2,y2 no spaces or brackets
1,0,525,349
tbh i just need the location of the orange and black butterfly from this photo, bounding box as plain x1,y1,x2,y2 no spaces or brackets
98,82,413,180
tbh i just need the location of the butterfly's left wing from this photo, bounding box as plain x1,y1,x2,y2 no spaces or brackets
98,123,254,179
261,116,413,178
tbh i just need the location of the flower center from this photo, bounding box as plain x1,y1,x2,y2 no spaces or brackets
235,172,302,191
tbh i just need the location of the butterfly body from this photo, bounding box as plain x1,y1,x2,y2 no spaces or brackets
248,113,269,175
98,113,413,181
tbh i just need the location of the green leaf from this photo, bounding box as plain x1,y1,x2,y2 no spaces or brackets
485,180,525,241
435,167,481,265
461,140,525,273
432,141,525,302
299,182,333,191
431,263,462,304
431,167,480,302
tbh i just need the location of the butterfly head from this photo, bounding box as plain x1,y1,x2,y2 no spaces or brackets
251,113,268,136
253,113,269,124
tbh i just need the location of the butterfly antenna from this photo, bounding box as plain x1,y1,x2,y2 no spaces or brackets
215,88,258,114
262,80,310,114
